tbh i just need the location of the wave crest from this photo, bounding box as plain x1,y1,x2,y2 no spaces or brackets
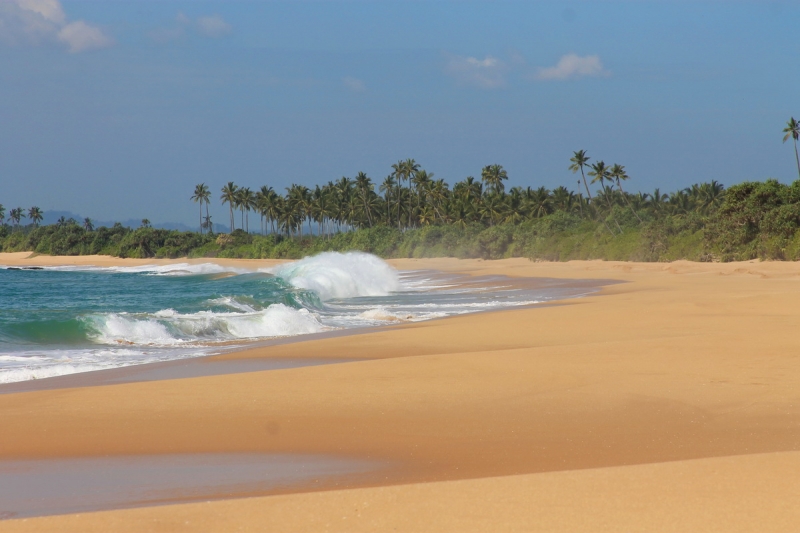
82,304,324,346
271,252,399,301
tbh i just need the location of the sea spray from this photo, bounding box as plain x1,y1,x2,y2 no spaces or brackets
271,251,400,301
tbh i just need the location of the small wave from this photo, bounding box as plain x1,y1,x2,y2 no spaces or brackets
270,252,399,301
82,304,325,346
0,363,110,384
358,308,414,322
15,263,252,276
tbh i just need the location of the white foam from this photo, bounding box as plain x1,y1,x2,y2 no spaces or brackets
11,263,251,276
87,314,182,346
81,304,325,347
270,252,399,301
358,308,413,322
224,304,324,338
0,363,109,384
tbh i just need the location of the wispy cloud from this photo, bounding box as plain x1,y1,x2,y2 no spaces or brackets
0,0,113,52
536,54,610,81
149,12,232,43
196,15,231,38
342,76,366,92
444,54,508,89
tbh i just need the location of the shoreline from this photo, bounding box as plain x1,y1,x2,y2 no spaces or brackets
2,254,800,530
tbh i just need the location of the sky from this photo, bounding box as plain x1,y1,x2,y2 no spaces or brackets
1,0,799,227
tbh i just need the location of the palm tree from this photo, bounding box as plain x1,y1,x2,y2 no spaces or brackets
9,207,24,230
569,150,592,200
608,164,642,223
481,164,508,196
411,169,433,226
141,219,151,228
240,187,256,233
27,206,43,227
527,187,552,218
191,183,211,234
354,171,374,227
379,175,396,227
588,161,611,205
391,159,420,230
478,194,504,226
234,187,251,231
783,117,800,180
83,218,94,231
551,186,576,213
220,182,238,231
0,204,5,225
647,188,668,216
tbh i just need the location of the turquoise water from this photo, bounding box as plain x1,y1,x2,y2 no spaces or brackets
0,252,590,383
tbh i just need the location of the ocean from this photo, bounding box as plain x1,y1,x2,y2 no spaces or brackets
0,252,594,384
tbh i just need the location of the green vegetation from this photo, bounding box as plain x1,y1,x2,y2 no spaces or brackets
5,175,800,262
3,120,800,262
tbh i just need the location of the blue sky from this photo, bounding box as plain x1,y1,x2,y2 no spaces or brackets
1,0,799,226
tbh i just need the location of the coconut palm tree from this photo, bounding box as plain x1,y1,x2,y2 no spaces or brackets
9,207,24,230
527,187,553,218
569,150,592,200
588,161,609,197
551,186,576,213
220,182,238,231
608,164,642,223
241,187,256,233
233,187,252,232
481,164,508,196
782,117,800,180
191,183,211,234
411,169,434,227
83,218,94,231
379,175,396,227
354,171,375,227
391,160,419,230
0,204,5,225
27,206,43,227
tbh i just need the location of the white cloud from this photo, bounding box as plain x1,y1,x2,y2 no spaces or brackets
342,76,366,92
0,0,112,52
57,20,113,53
537,54,610,81
444,55,508,89
196,15,231,38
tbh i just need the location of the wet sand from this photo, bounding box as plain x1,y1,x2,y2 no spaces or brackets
1,254,800,531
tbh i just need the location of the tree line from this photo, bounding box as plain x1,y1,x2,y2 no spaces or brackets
188,156,729,240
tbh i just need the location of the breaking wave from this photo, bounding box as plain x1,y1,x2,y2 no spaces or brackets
82,304,325,346
271,252,400,301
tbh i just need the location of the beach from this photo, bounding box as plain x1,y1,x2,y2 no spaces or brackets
1,254,799,531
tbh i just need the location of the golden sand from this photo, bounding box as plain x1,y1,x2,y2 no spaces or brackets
1,253,799,531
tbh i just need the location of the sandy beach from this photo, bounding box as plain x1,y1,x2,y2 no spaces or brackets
1,253,799,531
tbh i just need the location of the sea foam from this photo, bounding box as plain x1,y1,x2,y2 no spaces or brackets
83,303,325,346
271,251,399,301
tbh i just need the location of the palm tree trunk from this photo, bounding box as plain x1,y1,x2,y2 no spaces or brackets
580,168,593,200
794,139,800,180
